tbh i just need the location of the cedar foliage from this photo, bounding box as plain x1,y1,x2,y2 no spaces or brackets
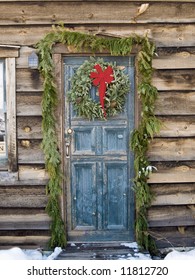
36,25,160,251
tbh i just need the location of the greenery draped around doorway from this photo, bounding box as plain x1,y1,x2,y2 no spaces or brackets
36,25,161,251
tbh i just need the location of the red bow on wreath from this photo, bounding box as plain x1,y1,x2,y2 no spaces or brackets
90,64,114,117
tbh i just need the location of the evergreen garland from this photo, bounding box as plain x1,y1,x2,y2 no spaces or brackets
36,25,160,251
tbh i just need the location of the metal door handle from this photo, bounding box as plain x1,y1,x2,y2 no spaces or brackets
66,142,70,158
65,128,73,159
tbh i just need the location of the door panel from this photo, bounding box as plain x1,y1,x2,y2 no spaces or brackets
72,163,97,230
73,127,96,155
103,127,127,154
64,56,135,242
103,162,127,230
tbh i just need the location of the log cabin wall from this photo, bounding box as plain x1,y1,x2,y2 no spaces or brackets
0,0,195,249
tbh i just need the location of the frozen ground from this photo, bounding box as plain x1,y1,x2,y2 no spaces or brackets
0,244,195,260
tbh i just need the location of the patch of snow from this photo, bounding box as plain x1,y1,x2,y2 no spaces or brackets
0,247,41,260
0,247,62,260
133,252,151,260
164,248,195,260
121,242,138,249
70,243,76,247
23,249,43,260
118,252,151,260
46,247,62,260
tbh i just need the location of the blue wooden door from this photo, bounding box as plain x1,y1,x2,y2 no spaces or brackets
64,56,135,241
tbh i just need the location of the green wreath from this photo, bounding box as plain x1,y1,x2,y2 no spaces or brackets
68,58,130,120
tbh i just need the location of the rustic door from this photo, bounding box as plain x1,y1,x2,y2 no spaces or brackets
64,56,135,242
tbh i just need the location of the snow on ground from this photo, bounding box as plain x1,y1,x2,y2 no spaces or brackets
0,247,62,260
121,242,139,250
118,252,152,260
164,248,195,260
0,244,195,260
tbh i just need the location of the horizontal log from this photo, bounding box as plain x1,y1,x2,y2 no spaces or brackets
0,235,50,249
148,162,195,184
148,205,195,227
0,229,50,236
153,70,195,91
0,26,52,46
151,184,195,206
153,50,195,69
0,180,47,187
0,214,51,230
17,116,42,139
0,24,195,47
149,226,195,248
0,185,46,195
84,24,195,48
17,92,42,116
0,2,194,25
18,139,45,164
155,91,195,115
148,138,195,161
0,194,47,208
158,116,195,137
16,69,43,92
0,186,47,208
18,165,49,181
0,208,47,215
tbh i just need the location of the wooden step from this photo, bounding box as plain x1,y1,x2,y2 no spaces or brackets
56,243,150,260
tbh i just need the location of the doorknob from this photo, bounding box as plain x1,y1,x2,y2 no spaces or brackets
67,128,73,135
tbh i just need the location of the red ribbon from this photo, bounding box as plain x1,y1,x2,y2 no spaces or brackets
90,64,114,117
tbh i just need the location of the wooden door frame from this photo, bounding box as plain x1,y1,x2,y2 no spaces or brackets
52,43,140,238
